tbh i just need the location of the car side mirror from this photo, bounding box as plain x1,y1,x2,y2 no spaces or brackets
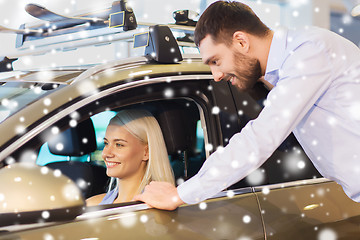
0,163,85,227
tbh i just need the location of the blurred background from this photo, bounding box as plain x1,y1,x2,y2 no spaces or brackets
0,0,359,68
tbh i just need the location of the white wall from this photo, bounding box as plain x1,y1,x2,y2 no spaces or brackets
280,0,330,29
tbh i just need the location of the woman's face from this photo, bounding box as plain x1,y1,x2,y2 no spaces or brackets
102,124,149,180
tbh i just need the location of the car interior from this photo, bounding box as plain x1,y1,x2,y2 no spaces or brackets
34,99,206,199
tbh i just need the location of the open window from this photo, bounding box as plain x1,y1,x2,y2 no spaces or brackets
5,77,215,201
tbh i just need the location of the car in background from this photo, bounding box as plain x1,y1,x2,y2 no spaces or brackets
1,3,360,240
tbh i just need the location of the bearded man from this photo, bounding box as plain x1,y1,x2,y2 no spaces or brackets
135,0,360,209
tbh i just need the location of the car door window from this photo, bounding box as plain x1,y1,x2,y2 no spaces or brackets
4,78,216,201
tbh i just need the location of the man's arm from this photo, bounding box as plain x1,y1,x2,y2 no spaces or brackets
136,40,333,208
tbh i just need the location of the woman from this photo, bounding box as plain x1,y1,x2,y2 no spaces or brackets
86,109,174,205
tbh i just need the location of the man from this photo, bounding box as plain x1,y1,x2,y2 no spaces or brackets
134,1,360,210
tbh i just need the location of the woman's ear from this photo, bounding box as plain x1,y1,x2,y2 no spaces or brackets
142,145,149,161
232,31,250,53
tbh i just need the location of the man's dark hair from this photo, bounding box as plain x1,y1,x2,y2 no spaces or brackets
194,1,270,46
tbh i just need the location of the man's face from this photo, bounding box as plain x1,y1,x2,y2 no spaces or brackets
199,35,262,91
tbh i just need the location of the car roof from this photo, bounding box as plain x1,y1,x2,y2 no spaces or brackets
0,69,85,85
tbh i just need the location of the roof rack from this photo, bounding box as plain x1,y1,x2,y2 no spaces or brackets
0,1,197,65
4,22,195,59
17,1,137,47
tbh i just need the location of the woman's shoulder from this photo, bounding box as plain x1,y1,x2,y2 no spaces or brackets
86,193,107,206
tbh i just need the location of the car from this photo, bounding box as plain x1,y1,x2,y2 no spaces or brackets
1,2,360,240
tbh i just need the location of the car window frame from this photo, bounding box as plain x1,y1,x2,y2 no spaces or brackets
0,74,214,161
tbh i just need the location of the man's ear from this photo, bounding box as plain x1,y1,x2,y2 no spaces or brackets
232,31,250,53
142,145,149,161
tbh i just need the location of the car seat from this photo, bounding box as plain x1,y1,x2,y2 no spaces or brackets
149,101,201,183
46,118,109,198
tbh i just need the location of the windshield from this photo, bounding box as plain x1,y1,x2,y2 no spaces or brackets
0,70,83,122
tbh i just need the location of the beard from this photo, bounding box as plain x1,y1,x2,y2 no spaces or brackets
227,50,262,92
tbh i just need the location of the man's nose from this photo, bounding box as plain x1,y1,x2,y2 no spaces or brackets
210,67,224,82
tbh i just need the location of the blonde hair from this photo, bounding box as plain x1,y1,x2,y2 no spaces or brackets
107,109,175,194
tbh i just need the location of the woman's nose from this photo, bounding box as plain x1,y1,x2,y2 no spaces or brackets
102,145,114,159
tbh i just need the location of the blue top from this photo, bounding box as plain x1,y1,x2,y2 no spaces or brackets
99,188,118,205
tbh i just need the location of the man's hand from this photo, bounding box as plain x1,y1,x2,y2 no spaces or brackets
134,181,184,210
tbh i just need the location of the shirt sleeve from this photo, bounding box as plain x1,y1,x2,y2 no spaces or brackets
178,40,335,204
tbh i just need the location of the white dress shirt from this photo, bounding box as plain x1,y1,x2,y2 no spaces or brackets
178,26,360,204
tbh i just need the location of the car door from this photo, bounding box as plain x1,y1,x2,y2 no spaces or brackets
0,67,266,239
254,180,360,239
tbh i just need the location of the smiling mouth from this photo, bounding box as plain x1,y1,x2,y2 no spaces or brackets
224,74,236,85
230,76,235,84
228,75,236,85
105,161,121,168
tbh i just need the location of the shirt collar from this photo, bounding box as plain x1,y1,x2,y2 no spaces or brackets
265,27,288,78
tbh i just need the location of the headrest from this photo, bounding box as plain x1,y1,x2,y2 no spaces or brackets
152,103,197,155
46,161,108,198
111,100,199,156
48,118,97,156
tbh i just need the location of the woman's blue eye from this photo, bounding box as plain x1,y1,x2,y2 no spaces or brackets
116,143,123,147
